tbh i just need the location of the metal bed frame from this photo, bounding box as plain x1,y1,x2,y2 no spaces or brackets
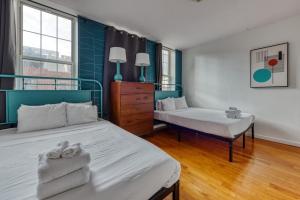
157,120,254,162
154,83,255,162
0,74,180,200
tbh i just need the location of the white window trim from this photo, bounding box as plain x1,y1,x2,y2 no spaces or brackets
162,46,175,91
17,0,77,89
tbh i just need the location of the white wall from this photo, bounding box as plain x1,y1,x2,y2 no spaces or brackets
183,14,300,147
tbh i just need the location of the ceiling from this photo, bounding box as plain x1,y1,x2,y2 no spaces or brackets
48,0,300,49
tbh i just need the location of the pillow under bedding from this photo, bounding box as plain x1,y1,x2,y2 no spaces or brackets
174,96,188,110
66,104,98,125
17,103,67,133
161,98,176,111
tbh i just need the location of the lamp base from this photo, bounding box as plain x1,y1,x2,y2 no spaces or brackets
139,75,145,82
139,66,145,82
114,73,123,81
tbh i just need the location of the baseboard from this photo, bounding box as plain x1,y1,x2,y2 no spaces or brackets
251,134,300,147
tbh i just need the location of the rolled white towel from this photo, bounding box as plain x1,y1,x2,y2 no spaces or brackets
37,166,90,200
62,143,81,158
38,150,91,183
46,141,69,159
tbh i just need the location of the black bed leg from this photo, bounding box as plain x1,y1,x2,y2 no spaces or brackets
229,141,233,162
243,133,246,149
251,123,255,139
173,181,180,200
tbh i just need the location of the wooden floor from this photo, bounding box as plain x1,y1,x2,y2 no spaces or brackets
146,129,300,200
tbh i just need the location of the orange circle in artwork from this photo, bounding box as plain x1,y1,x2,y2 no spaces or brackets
268,59,278,67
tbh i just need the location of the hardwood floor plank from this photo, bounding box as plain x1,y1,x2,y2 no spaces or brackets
146,129,300,200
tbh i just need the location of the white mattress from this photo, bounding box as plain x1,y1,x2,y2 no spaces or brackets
0,121,180,200
154,108,254,138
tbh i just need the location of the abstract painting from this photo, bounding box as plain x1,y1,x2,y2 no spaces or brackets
250,43,288,88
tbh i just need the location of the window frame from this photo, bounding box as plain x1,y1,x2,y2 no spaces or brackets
162,46,175,91
18,0,77,89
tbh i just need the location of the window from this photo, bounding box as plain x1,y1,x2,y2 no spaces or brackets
20,1,76,90
162,47,175,91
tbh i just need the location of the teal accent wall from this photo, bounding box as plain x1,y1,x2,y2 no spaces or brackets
78,16,106,86
146,40,156,83
175,50,183,93
78,16,106,111
77,16,182,92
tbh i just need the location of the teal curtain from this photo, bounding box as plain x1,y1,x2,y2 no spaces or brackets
146,40,156,83
175,50,182,95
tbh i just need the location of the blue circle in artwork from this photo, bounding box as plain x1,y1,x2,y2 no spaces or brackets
253,68,272,83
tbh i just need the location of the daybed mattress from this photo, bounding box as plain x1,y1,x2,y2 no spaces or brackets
0,120,180,200
154,108,254,138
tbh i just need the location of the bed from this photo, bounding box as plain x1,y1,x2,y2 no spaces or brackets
154,90,255,162
0,121,180,200
0,74,181,200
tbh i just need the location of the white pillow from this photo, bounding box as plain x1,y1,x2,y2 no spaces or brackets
67,104,98,125
17,103,67,133
161,98,176,111
174,96,188,110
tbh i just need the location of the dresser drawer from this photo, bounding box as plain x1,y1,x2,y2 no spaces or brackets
121,103,153,115
120,112,153,126
121,94,153,105
120,82,154,94
123,121,153,136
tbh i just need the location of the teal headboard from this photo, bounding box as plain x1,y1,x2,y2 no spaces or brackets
6,90,92,123
155,90,180,102
0,74,103,125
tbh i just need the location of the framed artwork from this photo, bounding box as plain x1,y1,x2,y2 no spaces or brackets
250,42,288,88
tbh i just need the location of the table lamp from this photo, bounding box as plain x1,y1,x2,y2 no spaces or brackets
135,53,150,82
109,47,126,81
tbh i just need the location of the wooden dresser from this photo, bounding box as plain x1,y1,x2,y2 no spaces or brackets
110,82,154,136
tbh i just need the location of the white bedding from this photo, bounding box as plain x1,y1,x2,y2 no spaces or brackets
154,107,254,138
0,121,180,200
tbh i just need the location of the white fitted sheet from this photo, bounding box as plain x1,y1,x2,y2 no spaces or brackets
0,121,180,200
155,108,254,138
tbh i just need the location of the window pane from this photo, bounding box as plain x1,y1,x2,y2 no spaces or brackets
57,64,73,89
58,17,71,40
42,36,57,60
58,39,71,61
40,62,57,90
58,64,72,77
162,63,168,75
23,5,40,33
41,62,57,77
23,59,41,76
42,12,57,37
23,31,40,58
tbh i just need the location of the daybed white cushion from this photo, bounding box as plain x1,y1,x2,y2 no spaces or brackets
67,104,98,125
161,98,176,111
17,103,67,133
174,96,188,110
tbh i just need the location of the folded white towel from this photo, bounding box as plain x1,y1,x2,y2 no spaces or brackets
38,150,91,183
46,141,69,159
37,166,90,200
225,109,241,119
62,143,81,158
229,107,238,111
